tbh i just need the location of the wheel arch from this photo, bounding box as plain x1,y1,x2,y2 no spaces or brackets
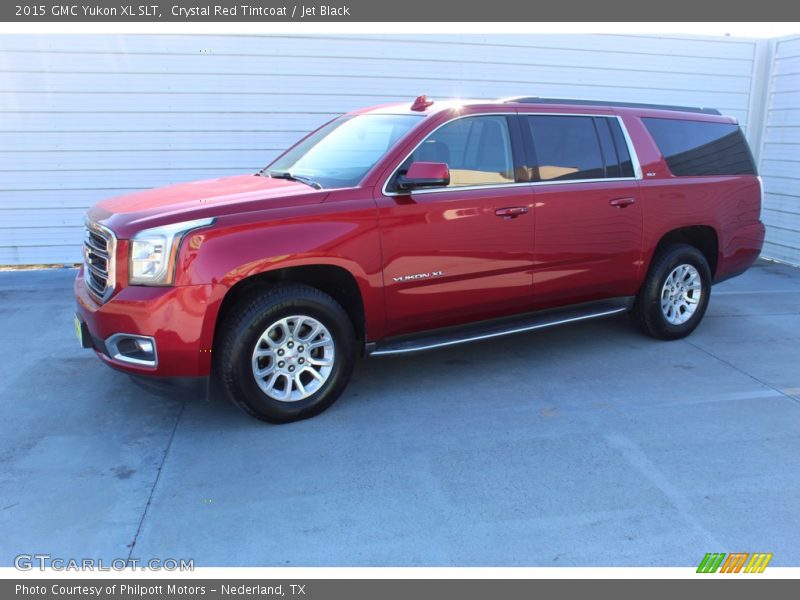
647,225,719,278
212,264,368,352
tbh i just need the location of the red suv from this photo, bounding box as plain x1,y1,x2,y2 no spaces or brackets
74,96,765,422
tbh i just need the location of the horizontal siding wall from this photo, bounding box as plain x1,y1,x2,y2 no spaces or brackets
760,36,800,265
0,34,759,264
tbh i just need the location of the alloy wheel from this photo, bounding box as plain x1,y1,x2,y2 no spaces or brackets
251,315,335,402
660,263,703,325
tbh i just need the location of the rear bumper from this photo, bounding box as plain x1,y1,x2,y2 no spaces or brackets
715,221,766,283
74,267,215,377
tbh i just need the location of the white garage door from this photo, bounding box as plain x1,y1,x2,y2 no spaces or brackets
760,36,800,265
0,34,761,265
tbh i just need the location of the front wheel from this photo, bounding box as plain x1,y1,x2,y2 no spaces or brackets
216,284,356,423
631,243,712,340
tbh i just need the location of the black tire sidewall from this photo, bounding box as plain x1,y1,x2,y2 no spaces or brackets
640,244,712,339
223,290,356,423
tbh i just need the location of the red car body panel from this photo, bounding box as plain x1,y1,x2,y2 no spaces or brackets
376,183,536,338
74,99,766,379
89,174,325,239
617,111,765,283
529,178,644,310
75,266,213,377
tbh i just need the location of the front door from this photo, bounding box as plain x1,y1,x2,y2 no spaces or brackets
375,114,535,338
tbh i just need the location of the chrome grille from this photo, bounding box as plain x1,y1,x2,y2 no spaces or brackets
83,221,116,303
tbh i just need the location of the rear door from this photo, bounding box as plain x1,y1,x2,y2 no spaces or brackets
521,114,644,308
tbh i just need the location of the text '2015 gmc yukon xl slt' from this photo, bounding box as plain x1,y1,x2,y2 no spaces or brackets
74,96,765,423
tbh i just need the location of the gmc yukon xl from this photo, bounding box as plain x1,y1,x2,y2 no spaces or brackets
74,96,765,422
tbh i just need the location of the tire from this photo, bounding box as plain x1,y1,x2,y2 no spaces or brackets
216,283,356,423
631,243,712,340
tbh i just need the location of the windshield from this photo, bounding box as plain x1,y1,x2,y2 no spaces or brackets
265,113,424,189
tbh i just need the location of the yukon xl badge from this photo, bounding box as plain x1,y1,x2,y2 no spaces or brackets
393,271,445,283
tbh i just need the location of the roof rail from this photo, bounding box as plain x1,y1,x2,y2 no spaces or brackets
504,97,721,116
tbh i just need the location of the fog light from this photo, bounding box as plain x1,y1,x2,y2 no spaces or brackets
105,334,158,367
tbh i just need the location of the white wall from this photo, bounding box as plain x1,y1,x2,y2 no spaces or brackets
0,34,768,264
760,36,800,265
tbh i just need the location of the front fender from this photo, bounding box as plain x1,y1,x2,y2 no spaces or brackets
175,195,385,370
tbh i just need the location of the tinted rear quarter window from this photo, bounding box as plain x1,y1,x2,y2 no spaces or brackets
642,117,756,176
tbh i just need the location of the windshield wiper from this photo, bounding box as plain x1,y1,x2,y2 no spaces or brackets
264,170,322,190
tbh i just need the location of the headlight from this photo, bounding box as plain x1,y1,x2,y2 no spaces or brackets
129,218,214,286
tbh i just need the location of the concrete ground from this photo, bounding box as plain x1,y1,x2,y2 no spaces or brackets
0,260,799,567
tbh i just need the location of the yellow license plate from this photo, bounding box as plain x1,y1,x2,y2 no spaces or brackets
74,314,84,347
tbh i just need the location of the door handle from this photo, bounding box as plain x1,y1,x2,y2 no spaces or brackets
610,197,636,208
495,206,529,219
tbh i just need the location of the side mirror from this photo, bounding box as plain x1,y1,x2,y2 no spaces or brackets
396,162,450,191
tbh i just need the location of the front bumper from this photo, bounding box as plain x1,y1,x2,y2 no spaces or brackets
74,267,215,378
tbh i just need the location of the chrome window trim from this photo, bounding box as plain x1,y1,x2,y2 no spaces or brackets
105,333,158,368
84,219,117,304
397,182,531,195
532,175,641,187
380,112,643,197
616,114,644,180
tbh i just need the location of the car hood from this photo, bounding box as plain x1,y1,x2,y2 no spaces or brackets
87,174,328,237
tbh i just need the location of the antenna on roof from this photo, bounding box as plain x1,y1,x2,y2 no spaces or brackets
411,95,434,111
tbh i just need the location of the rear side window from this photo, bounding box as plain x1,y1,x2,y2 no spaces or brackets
525,115,635,181
642,117,756,176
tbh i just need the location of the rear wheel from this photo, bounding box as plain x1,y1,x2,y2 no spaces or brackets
631,244,712,340
216,284,356,423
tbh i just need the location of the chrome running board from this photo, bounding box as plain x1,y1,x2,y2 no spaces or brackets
367,298,633,357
